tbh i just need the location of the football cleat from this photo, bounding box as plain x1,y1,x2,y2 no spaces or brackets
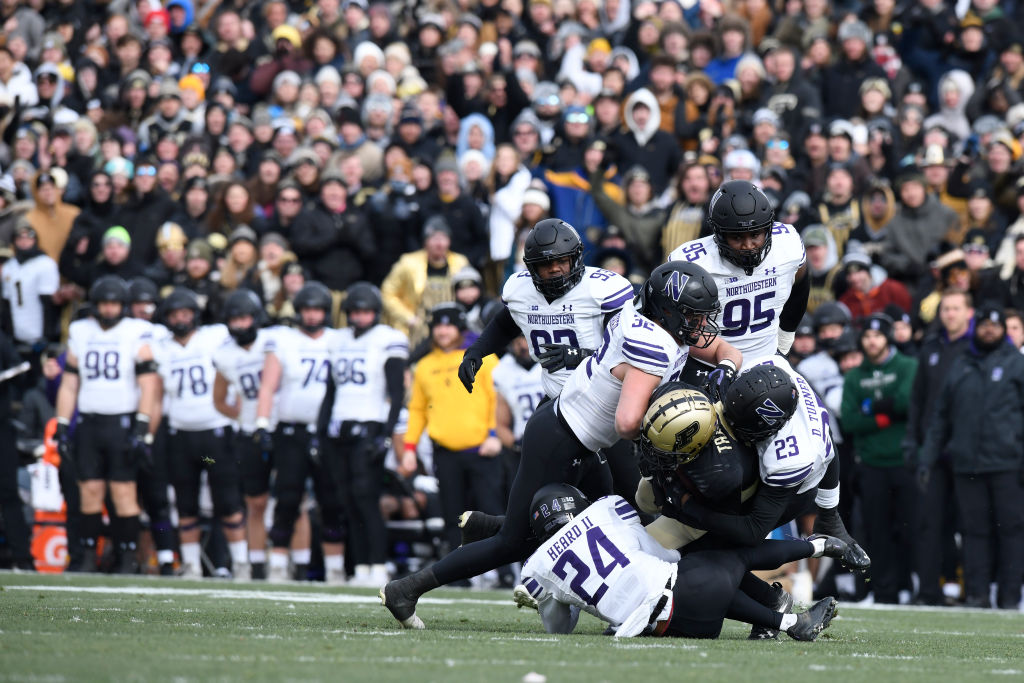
250,563,267,580
159,562,176,576
512,584,539,611
458,511,504,546
326,567,348,586
380,578,426,629
179,562,202,579
748,582,793,640
267,564,290,583
232,562,251,581
785,596,838,642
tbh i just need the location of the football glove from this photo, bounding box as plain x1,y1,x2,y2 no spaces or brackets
308,435,322,466
458,348,484,393
537,344,593,373
703,361,737,403
130,416,154,471
253,427,274,459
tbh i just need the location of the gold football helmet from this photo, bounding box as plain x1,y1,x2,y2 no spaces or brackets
638,387,718,473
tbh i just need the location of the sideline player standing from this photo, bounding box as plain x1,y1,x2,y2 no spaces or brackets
152,288,248,579
212,289,277,580
55,276,160,573
255,281,347,583
322,282,408,587
381,261,741,629
668,180,809,390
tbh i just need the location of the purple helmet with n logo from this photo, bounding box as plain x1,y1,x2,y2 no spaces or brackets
636,262,721,348
722,364,798,443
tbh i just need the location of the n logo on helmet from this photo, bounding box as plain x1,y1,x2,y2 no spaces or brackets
662,270,691,302
755,398,786,425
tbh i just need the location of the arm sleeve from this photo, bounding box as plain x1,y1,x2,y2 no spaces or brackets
41,295,59,342
317,370,336,437
383,356,405,435
674,483,795,546
537,593,580,634
467,306,520,359
779,269,810,332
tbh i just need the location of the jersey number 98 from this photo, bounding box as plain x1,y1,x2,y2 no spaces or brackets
83,350,120,380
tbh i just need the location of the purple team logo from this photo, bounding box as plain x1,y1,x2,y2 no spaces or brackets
755,398,787,425
662,270,691,302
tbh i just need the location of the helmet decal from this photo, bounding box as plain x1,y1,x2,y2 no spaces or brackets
661,269,691,302
755,398,787,425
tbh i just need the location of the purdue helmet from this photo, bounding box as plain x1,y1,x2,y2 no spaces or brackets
638,386,719,473
637,262,721,348
223,288,267,346
722,365,799,443
89,275,129,328
529,483,591,542
293,281,333,333
522,219,585,299
708,180,775,274
342,281,382,332
162,287,201,338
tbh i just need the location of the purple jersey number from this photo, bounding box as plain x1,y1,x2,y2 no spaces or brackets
720,291,776,337
529,329,581,358
551,527,630,607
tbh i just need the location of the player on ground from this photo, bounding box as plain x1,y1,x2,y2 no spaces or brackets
255,281,347,583
668,180,809,392
519,485,841,640
322,282,408,587
54,276,160,573
212,289,277,580
381,261,742,629
152,288,247,578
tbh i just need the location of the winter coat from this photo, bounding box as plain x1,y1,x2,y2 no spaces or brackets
821,56,887,119
114,188,178,266
611,88,683,195
920,340,1024,474
841,349,918,468
880,196,960,282
289,200,375,291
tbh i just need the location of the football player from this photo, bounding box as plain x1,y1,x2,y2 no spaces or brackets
1,223,60,347
212,289,278,580
321,282,408,587
380,261,742,629
55,276,160,573
152,288,247,579
125,277,177,575
255,281,347,583
519,483,841,640
667,180,810,395
457,219,644,524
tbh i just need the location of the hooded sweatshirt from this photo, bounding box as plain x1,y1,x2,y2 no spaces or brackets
613,89,682,194
923,70,975,143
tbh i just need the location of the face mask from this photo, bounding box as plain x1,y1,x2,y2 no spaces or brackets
229,324,257,346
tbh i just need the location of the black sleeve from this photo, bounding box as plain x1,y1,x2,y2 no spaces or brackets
383,356,405,435
467,306,520,359
317,369,336,437
779,268,810,332
41,295,60,343
673,484,795,546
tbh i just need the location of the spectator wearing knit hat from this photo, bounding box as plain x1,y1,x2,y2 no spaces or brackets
822,20,887,118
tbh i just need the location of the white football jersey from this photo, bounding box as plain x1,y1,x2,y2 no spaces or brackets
502,266,635,398
153,325,232,431
746,355,834,493
267,326,336,424
328,324,409,424
212,327,279,433
1,253,59,343
491,354,545,442
521,496,679,635
68,317,152,415
558,301,687,452
668,224,804,368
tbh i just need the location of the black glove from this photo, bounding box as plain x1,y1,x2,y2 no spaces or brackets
842,542,872,573
458,348,484,392
253,427,274,459
916,465,930,494
702,361,737,403
537,344,593,372
130,417,154,471
55,421,72,464
372,435,392,463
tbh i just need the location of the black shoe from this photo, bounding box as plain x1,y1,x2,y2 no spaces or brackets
808,532,870,573
13,559,36,572
380,578,425,629
748,582,794,640
458,511,504,546
963,596,991,609
786,597,838,642
75,547,99,573
250,562,267,580
116,553,140,575
159,563,176,576
292,564,309,581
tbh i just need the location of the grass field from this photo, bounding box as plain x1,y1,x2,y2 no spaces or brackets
1,572,1023,683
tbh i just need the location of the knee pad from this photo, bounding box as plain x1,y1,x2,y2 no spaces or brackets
179,520,200,532
151,519,174,534
321,524,346,543
221,515,246,530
